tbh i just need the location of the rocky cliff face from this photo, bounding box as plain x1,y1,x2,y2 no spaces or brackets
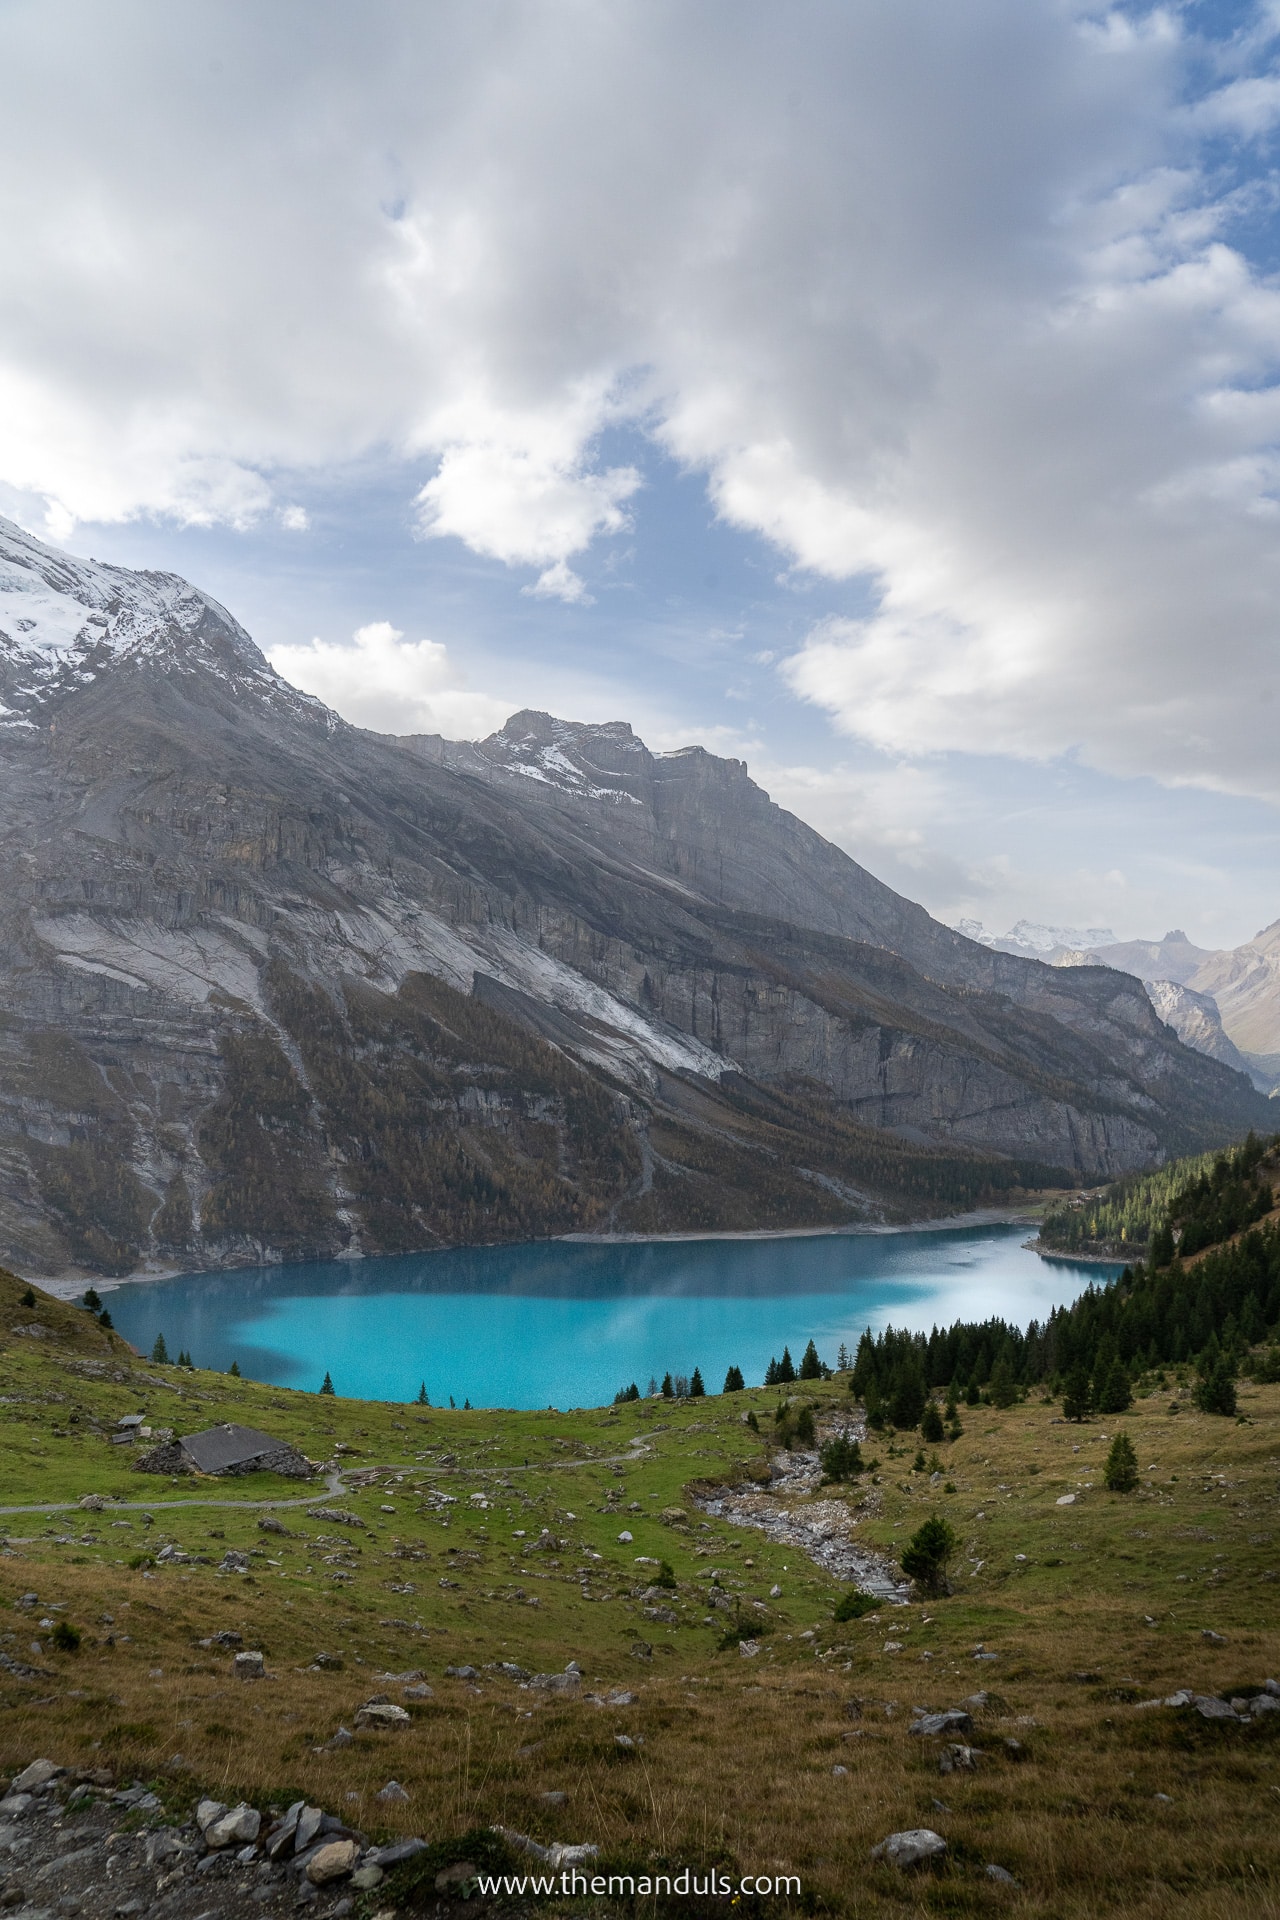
1061,926,1280,1092
0,518,1271,1278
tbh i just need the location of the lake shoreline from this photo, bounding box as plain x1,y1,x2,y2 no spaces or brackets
31,1203,1052,1302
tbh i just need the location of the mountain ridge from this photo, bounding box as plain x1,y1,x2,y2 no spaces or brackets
0,519,1271,1278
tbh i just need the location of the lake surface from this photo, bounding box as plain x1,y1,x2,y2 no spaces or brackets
104,1225,1121,1410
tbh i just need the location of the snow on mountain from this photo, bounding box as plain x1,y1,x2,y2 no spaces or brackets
952,917,1119,958
0,513,325,727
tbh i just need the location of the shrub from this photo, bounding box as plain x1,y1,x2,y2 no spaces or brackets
1104,1431,1139,1492
900,1516,958,1595
654,1560,678,1589
50,1621,81,1653
774,1402,816,1451
833,1588,879,1623
19,1287,35,1308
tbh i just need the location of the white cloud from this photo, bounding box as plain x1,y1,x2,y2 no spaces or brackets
268,621,510,739
2,3,1280,800
522,559,593,604
279,504,310,532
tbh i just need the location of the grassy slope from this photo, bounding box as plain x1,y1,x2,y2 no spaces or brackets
0,1268,1277,1917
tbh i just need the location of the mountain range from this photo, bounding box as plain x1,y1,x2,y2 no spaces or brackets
0,515,1272,1279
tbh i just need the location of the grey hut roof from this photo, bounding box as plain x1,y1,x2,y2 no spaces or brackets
179,1423,284,1474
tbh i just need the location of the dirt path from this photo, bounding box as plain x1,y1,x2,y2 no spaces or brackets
0,1441,654,1519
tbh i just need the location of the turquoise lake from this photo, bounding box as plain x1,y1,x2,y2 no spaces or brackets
103,1225,1120,1409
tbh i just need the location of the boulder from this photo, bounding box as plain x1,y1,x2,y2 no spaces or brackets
233,1650,265,1681
1190,1694,1244,1723
871,1829,947,1869
528,1668,581,1693
375,1780,410,1803
195,1799,227,1834
294,1806,325,1853
910,1711,973,1739
435,1861,479,1892
306,1838,359,1885
985,1864,1018,1885
205,1804,261,1849
11,1760,60,1793
939,1745,983,1774
355,1703,411,1729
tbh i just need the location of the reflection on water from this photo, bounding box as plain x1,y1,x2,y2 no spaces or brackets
105,1226,1120,1411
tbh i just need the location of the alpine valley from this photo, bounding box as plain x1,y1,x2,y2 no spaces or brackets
0,516,1272,1279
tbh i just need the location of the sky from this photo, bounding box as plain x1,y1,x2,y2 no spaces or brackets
1,0,1280,950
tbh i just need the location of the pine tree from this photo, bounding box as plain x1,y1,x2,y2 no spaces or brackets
463,1398,471,1409
99,1310,113,1330
989,1356,1018,1408
661,1372,674,1399
777,1346,796,1384
1104,1430,1139,1491
764,1357,781,1386
151,1333,169,1364
19,1287,34,1308
416,1382,429,1405
1096,1358,1133,1414
1195,1353,1237,1416
900,1516,958,1595
319,1371,336,1396
799,1339,823,1380
920,1399,945,1443
228,1360,241,1378
1062,1364,1092,1422
723,1365,745,1393
83,1288,102,1313
689,1367,706,1397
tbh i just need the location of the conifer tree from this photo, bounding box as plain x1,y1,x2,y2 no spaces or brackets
920,1399,945,1443
1104,1430,1138,1491
661,1371,674,1399
799,1339,823,1379
777,1346,796,1384
319,1370,336,1395
1062,1364,1092,1422
228,1360,241,1378
416,1382,429,1405
900,1515,958,1594
1195,1352,1237,1416
1096,1358,1133,1414
99,1310,113,1330
83,1288,102,1313
989,1355,1018,1407
689,1367,706,1397
764,1357,780,1386
723,1365,744,1393
151,1333,169,1364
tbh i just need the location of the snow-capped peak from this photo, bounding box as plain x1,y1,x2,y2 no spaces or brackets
0,515,325,728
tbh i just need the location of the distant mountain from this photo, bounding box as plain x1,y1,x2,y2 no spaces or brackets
0,518,1271,1278
956,918,1119,960
1059,929,1218,988
1058,926,1280,1093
